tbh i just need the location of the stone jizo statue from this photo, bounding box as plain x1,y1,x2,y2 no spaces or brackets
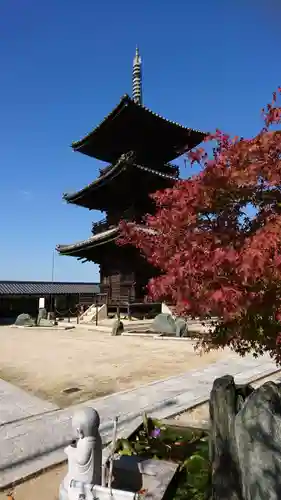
59,407,102,500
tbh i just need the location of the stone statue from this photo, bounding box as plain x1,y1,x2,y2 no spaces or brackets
59,407,102,500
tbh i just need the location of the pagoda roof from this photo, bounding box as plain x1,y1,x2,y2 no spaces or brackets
63,152,179,210
56,227,119,261
72,95,206,164
56,225,156,261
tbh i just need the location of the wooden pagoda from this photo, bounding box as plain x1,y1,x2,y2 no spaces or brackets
56,48,206,312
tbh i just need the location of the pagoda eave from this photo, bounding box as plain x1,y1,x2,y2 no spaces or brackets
72,95,207,164
63,154,179,211
56,224,156,261
56,227,120,261
63,153,131,209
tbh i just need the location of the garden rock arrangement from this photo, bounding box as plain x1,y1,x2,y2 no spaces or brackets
151,313,189,337
210,375,281,500
14,312,54,328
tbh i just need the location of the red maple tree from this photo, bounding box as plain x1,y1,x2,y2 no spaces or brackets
119,88,281,363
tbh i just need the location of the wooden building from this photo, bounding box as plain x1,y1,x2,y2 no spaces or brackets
0,281,99,323
56,49,206,311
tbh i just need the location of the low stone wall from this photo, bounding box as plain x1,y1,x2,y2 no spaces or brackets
210,375,281,500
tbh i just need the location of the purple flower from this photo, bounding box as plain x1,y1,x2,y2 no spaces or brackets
151,427,161,438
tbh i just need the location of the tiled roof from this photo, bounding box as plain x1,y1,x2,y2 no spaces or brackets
0,281,100,295
135,162,179,181
63,152,134,202
63,152,179,205
72,94,205,150
56,227,119,254
71,94,207,163
56,225,156,256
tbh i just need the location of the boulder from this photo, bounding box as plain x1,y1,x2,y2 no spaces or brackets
14,313,35,327
151,313,176,335
209,375,242,500
235,381,281,500
152,313,189,337
175,317,188,337
38,318,56,327
111,320,124,336
37,307,47,325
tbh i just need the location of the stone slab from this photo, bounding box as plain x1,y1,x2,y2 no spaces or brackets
0,379,58,425
10,325,75,331
112,456,178,500
0,353,279,489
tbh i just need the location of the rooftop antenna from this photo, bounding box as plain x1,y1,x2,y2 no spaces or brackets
132,46,142,105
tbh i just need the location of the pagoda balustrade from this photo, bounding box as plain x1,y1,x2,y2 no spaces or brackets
91,216,130,235
92,206,142,235
91,218,112,235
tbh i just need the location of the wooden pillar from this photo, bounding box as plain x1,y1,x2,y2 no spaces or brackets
116,300,120,321
95,296,99,326
127,290,132,320
105,292,109,318
67,295,71,322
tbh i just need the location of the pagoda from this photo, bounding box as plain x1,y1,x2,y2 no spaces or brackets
56,48,206,310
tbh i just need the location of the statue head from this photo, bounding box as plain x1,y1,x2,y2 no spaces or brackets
72,407,100,439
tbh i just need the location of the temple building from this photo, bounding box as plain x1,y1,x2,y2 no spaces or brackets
56,48,206,312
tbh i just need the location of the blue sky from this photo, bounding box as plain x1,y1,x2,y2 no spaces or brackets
0,0,280,282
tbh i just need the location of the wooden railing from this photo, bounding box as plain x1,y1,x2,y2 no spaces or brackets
91,218,113,235
91,207,141,235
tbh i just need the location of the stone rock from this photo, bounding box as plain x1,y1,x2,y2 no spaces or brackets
14,313,35,327
151,313,176,335
235,381,281,500
37,307,47,325
47,311,56,321
175,317,188,337
209,375,242,500
111,319,124,336
38,318,56,327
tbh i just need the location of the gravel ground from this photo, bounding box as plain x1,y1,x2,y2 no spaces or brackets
0,326,230,407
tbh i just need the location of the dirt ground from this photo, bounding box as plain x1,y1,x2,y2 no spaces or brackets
0,464,67,500
0,326,231,407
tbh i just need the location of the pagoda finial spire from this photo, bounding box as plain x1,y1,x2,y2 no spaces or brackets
132,46,142,105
